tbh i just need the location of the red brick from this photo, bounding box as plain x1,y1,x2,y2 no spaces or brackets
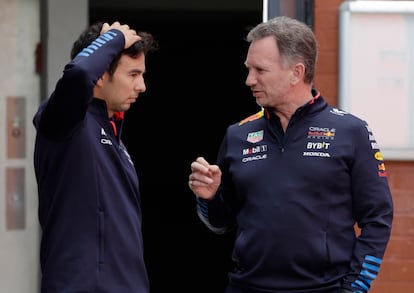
315,29,339,52
391,190,414,214
372,281,414,293
316,50,338,75
385,162,414,189
386,260,414,281
391,216,414,236
313,75,337,105
385,235,414,258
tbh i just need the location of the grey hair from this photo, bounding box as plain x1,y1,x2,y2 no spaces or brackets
246,16,318,84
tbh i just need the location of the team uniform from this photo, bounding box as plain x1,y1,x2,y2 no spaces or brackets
33,29,149,293
197,90,393,293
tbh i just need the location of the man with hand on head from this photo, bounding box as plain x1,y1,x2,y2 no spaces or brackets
33,21,156,293
188,16,393,293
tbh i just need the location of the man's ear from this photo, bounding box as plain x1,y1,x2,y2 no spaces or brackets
96,76,104,87
290,63,305,85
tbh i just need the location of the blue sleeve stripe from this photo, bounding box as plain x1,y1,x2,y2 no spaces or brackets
100,31,116,41
196,198,209,209
84,48,95,54
351,255,383,292
90,39,104,48
357,275,373,286
88,44,99,51
195,196,230,234
95,38,106,45
362,262,380,273
196,198,209,218
198,208,208,218
353,279,369,291
76,47,95,57
365,255,382,265
360,269,377,280
75,30,119,58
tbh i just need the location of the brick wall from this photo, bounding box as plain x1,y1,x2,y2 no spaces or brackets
313,0,414,292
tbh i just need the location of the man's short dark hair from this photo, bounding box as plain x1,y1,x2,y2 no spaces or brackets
70,21,156,76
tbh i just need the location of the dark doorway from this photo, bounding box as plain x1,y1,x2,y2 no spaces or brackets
90,4,261,293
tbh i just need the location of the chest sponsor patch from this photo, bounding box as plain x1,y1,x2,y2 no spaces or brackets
247,130,264,143
100,127,113,146
308,126,335,140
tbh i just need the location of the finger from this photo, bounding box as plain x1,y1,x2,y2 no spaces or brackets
130,30,141,40
100,22,110,34
191,162,208,175
196,156,210,166
208,164,221,175
190,161,202,172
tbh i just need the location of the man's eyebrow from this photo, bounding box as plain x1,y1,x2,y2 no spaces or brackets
130,68,145,74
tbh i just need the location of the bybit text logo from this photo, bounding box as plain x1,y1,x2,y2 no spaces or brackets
306,141,331,150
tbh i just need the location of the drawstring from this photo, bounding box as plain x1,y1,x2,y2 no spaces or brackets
110,120,117,136
110,112,123,136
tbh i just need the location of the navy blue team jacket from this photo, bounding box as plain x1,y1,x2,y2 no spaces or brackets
197,91,393,293
33,29,149,293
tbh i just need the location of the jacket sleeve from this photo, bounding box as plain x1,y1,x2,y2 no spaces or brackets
342,121,393,292
196,129,240,234
33,29,125,139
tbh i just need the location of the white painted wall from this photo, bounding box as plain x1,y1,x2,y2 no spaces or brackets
0,0,41,292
